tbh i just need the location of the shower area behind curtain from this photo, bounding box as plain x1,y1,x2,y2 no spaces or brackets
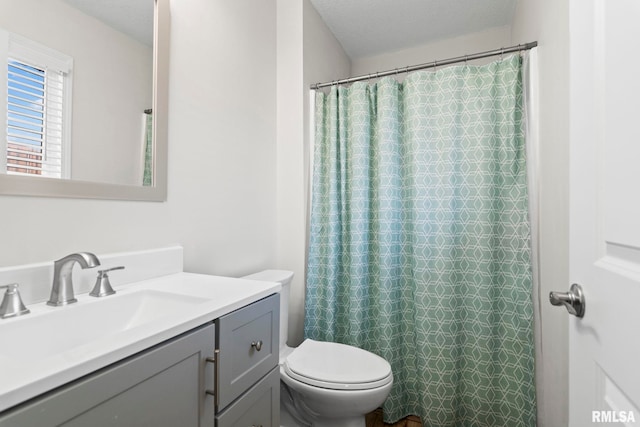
305,54,536,426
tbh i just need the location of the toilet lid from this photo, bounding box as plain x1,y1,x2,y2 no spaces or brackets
283,339,392,390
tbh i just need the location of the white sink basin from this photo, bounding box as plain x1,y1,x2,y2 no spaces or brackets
0,290,209,362
0,272,282,414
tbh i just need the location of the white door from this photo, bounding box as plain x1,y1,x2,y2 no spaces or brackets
568,0,640,425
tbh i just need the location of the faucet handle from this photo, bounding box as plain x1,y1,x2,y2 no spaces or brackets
89,266,124,298
0,284,30,319
97,266,125,277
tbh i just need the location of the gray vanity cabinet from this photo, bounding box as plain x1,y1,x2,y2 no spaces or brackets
0,293,281,427
215,293,280,427
0,323,216,427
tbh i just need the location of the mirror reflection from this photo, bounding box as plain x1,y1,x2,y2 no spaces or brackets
0,0,154,187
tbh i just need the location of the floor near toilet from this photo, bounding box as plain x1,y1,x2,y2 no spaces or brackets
279,406,421,426
366,409,422,427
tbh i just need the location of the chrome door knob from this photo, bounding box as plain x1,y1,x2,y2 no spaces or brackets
550,283,585,318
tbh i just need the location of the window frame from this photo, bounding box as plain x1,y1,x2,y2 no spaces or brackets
2,31,73,179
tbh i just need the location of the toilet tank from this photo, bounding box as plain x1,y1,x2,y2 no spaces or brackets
241,270,294,351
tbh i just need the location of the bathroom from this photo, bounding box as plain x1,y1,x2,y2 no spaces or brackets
0,0,638,426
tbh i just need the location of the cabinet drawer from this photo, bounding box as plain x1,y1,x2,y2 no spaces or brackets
215,367,280,427
216,293,279,410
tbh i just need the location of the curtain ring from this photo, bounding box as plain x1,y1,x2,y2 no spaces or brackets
501,47,504,61
433,60,437,71
465,55,469,65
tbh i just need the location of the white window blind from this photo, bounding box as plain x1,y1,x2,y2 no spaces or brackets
4,33,72,179
6,59,64,177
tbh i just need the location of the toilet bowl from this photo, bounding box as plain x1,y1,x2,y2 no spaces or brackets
242,270,393,427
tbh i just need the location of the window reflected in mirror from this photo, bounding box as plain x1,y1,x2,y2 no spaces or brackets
5,34,73,179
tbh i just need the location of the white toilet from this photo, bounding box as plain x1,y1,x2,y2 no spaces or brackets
242,270,393,427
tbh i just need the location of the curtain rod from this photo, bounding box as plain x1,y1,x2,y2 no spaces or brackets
310,41,537,90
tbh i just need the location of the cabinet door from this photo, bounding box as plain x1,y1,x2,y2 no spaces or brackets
215,367,280,427
216,294,279,410
0,323,216,427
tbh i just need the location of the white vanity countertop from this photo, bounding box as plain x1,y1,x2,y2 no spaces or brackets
0,272,281,413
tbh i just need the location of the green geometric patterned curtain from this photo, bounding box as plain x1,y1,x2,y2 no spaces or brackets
143,112,153,186
305,55,535,426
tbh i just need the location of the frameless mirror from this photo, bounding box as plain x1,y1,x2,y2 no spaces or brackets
0,0,168,201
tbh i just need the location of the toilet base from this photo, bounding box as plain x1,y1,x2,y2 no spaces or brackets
280,365,392,427
281,404,365,427
281,392,366,427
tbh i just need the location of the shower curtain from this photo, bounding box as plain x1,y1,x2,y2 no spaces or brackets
305,55,535,426
142,112,153,186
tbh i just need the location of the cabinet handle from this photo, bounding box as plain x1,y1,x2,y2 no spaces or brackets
204,349,220,408
251,340,263,351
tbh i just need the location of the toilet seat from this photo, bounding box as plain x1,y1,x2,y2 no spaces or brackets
283,339,393,391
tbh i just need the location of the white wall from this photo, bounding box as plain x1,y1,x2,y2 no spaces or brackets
511,1,570,426
351,26,512,75
0,0,278,281
0,0,152,186
276,0,351,346
276,0,305,347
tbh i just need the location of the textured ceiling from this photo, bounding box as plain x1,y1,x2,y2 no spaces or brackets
309,0,518,59
61,0,153,47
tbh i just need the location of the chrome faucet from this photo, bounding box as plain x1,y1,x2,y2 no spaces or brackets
47,252,101,306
